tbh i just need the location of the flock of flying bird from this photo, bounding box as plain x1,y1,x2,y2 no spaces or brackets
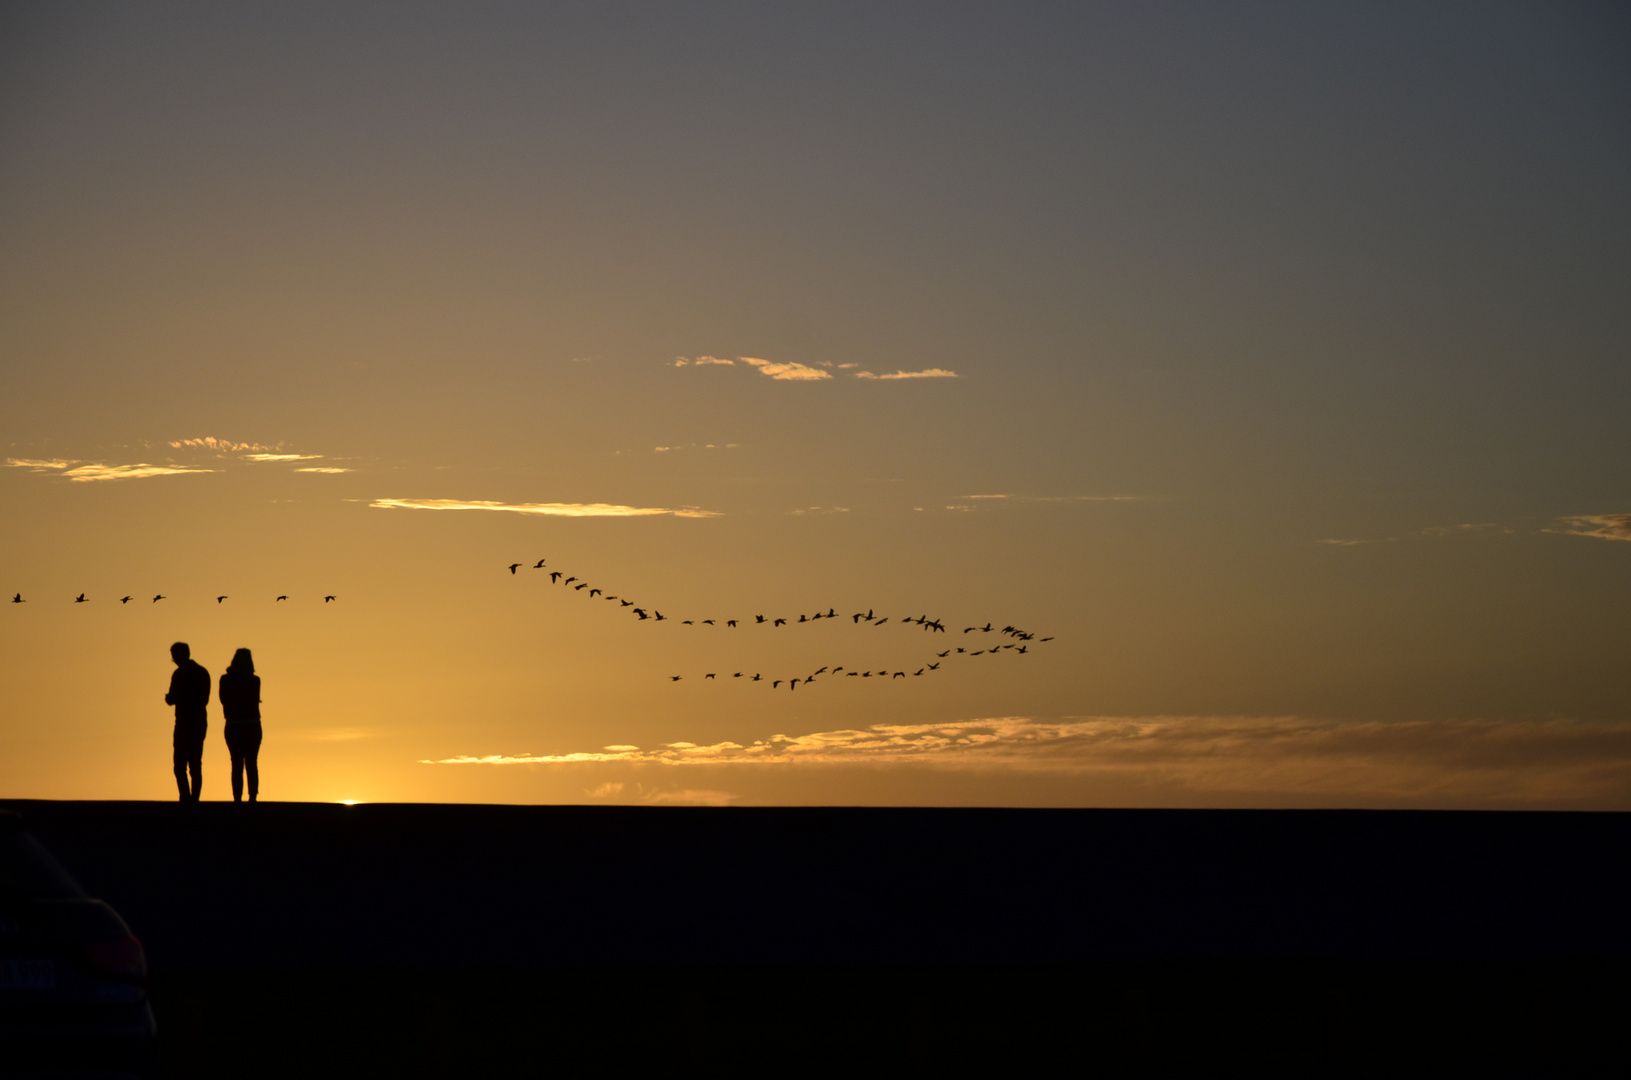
507,557,1052,689
10,593,337,604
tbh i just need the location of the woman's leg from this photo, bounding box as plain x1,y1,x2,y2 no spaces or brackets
246,725,262,801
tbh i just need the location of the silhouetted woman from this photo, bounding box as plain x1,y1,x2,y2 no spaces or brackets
219,648,263,803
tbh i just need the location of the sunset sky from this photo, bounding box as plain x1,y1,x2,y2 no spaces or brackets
2,1,1628,808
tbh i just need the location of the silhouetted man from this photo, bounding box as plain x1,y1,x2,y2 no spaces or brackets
165,642,210,802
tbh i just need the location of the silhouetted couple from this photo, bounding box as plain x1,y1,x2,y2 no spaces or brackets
166,642,263,803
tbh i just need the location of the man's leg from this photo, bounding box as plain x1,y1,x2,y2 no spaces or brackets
187,747,204,801
172,738,190,801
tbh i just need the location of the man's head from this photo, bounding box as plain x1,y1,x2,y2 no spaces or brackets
170,642,190,664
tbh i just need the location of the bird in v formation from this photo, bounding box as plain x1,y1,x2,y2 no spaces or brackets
507,555,1051,691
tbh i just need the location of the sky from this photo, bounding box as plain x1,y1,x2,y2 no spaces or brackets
2,1,1628,808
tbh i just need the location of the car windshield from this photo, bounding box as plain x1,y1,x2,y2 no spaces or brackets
0,831,87,903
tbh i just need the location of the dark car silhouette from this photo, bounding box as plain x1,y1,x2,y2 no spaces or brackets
0,809,156,1077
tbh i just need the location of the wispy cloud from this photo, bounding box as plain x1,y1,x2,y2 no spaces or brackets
296,467,352,474
6,458,75,471
168,437,272,452
672,355,737,367
738,356,831,381
1551,513,1631,542
789,506,850,516
423,715,1631,805
244,453,322,462
371,497,720,518
65,463,215,482
1318,538,1373,546
852,368,959,380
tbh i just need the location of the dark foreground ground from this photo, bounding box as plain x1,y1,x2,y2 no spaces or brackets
8,801,1630,1075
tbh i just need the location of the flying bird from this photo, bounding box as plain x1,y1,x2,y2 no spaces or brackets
682,620,694,625
772,680,781,689
276,595,288,602
826,608,836,618
508,564,522,574
733,672,743,678
10,594,21,603
550,572,562,583
726,620,737,627
937,650,950,658
705,673,715,679
564,577,577,586
671,675,682,682
756,615,766,624
634,609,649,620
533,559,547,569
1040,637,1053,642
152,595,165,603
813,667,828,676
928,663,939,670
589,589,602,597
217,596,228,604
119,596,133,604
621,600,633,607
798,615,808,623
654,611,666,621
874,618,888,626
1016,646,1028,654
324,596,337,602
702,619,714,626
574,583,588,591
751,674,762,682
773,618,786,627
893,671,905,678
74,594,87,603
789,679,798,690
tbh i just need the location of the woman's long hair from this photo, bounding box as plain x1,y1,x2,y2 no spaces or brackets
227,647,255,675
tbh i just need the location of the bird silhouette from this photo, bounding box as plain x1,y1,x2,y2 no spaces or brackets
574,583,588,591
550,572,562,583
798,614,808,623
826,608,836,619
874,618,888,626
956,648,965,653
893,671,905,678
813,667,828,676
972,650,984,656
789,679,798,690
564,577,577,586
980,623,993,633
10,594,21,603
276,595,288,602
324,596,337,602
726,619,736,627
508,563,522,574
654,611,666,621
634,609,649,619
119,596,133,604
751,674,762,682
682,620,694,625
604,594,617,601
773,618,786,627
846,672,859,677
702,619,714,626
589,589,601,597
833,667,844,674
216,596,227,604
621,600,633,607
1016,646,1028,654
913,669,923,676
671,675,682,682
928,663,939,670
756,615,766,624
533,559,547,569
733,672,743,678
937,650,950,657
1040,637,1053,642
152,595,165,603
705,673,715,679
74,594,87,603
853,613,864,623
772,680,782,689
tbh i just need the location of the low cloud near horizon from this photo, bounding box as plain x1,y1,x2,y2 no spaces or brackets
422,715,1631,808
